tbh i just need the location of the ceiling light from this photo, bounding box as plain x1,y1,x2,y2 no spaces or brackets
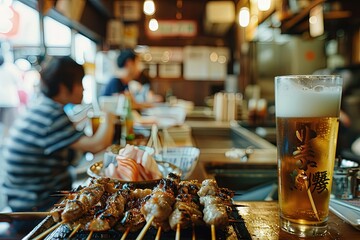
239,7,250,27
143,0,155,15
309,5,324,37
258,0,271,11
149,18,158,31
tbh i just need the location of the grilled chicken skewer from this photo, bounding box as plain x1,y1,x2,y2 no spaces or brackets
41,175,237,239
140,173,180,231
50,178,111,223
88,189,128,231
198,179,234,228
115,188,152,233
169,180,204,231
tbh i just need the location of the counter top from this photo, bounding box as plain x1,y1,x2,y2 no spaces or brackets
70,119,360,239
236,201,360,239
186,120,277,181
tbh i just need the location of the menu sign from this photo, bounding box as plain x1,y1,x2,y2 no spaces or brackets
147,20,197,37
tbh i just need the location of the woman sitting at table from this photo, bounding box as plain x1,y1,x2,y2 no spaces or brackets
2,56,115,236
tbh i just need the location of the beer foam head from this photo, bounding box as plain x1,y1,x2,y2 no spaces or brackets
275,76,342,117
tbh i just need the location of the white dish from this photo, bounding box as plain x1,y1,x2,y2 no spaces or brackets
87,160,182,183
329,198,360,230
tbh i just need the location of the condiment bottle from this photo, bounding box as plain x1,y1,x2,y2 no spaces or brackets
124,97,135,141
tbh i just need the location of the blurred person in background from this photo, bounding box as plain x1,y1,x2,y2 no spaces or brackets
0,54,21,145
129,68,163,103
101,49,153,109
2,56,115,236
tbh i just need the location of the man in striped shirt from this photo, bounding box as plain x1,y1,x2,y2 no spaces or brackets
2,56,115,235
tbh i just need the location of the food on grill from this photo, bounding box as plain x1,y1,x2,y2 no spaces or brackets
57,178,109,223
140,173,180,231
88,189,127,231
198,179,234,228
169,180,203,230
41,174,237,239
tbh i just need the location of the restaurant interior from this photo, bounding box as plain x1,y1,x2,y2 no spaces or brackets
0,0,360,239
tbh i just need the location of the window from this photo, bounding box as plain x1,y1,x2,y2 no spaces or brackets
3,1,40,46
43,16,71,55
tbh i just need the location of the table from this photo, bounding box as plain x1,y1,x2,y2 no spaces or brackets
236,201,360,239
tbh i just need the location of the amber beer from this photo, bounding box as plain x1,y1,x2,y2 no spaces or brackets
275,75,342,237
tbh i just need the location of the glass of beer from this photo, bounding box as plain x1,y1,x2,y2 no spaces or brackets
275,75,342,237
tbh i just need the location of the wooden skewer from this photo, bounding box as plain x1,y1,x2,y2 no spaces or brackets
32,221,63,240
175,223,180,240
120,227,131,240
0,212,51,222
211,224,216,240
136,215,154,240
54,203,65,207
192,224,196,240
50,193,69,197
54,190,77,194
120,226,131,240
68,224,81,238
155,226,161,240
86,230,94,240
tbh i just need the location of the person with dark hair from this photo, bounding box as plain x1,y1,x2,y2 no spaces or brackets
100,49,155,110
2,56,115,236
101,49,140,97
129,69,163,103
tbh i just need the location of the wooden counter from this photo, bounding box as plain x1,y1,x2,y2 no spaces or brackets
236,201,360,239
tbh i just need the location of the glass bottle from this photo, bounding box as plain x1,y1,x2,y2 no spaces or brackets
124,97,135,141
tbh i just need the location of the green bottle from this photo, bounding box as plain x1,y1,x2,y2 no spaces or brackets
125,97,135,141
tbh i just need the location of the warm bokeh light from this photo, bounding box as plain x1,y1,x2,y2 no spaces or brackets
239,7,250,27
143,0,155,15
210,52,218,62
258,0,271,11
149,18,158,31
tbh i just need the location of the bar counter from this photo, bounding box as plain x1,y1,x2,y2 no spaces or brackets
70,119,360,239
185,119,360,239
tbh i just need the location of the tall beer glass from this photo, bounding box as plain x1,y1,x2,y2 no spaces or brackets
275,75,342,237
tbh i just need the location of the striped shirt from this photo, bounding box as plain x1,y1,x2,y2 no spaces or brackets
3,95,83,210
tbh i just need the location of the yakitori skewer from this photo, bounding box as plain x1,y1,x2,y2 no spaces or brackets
197,179,235,239
88,189,127,231
192,223,196,240
68,223,81,238
120,227,131,240
135,215,154,240
155,226,162,240
86,230,93,240
176,223,181,240
0,212,50,222
140,173,180,232
211,224,216,240
169,180,203,231
31,175,239,239
32,221,63,240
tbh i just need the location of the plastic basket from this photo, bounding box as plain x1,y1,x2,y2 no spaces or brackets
156,147,200,180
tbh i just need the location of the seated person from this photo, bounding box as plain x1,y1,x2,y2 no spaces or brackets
2,56,115,235
129,69,163,103
101,49,153,109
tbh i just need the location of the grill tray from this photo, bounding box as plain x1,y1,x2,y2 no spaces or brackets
26,206,251,240
24,179,251,240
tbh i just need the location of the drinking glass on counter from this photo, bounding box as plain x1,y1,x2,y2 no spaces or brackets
275,75,342,237
88,110,102,135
